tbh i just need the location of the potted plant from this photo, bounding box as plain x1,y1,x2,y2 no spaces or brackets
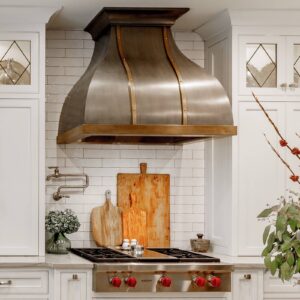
45,209,80,254
254,93,300,281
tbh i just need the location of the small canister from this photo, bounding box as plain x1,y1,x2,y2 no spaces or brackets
122,239,130,250
190,234,210,253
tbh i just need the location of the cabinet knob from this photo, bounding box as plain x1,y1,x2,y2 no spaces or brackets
289,83,298,91
72,274,79,280
280,83,287,91
0,280,12,285
242,274,251,280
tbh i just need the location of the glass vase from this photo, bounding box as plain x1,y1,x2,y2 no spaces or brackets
46,232,71,254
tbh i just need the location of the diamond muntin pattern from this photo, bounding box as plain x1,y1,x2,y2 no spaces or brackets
246,43,277,88
0,40,31,85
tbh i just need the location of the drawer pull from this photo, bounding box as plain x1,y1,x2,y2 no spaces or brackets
73,274,79,280
0,280,12,286
243,274,251,280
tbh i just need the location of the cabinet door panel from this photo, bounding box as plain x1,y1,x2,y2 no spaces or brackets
285,102,300,191
239,36,286,96
286,36,300,95
233,270,263,300
60,272,87,300
0,100,38,255
238,102,285,255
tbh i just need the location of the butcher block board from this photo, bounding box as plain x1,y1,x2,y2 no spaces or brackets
122,192,147,246
91,190,122,247
117,163,170,247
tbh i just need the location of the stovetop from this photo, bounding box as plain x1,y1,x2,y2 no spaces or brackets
148,248,220,262
70,247,220,263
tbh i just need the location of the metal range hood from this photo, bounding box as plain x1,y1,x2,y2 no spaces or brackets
57,7,237,144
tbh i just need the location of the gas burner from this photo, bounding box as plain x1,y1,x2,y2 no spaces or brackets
148,248,221,262
71,247,136,262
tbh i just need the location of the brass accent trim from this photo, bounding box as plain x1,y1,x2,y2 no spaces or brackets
116,26,137,124
163,27,188,125
57,124,237,144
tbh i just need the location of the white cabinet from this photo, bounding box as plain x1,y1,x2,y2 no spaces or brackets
0,2,59,257
238,36,286,96
264,271,300,299
200,10,300,257
238,34,300,96
237,102,286,255
54,270,91,300
232,270,263,300
0,100,39,255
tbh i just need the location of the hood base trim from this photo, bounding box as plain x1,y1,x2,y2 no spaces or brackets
57,124,237,144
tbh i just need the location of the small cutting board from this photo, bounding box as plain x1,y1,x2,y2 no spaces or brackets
117,163,170,247
91,190,122,247
122,193,147,246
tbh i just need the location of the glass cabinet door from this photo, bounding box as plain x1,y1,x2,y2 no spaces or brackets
286,36,300,95
0,40,31,85
0,33,38,94
239,36,286,96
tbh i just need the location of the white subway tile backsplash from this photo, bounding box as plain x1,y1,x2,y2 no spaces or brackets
46,30,205,249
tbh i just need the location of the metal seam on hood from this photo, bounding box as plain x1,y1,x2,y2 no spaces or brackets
163,27,188,125
116,25,137,124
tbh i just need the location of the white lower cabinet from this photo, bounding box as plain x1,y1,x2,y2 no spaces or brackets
264,272,300,299
232,269,263,300
54,269,92,300
0,269,49,299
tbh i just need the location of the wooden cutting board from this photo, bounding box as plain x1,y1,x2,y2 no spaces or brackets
122,193,147,246
117,163,170,247
91,190,122,247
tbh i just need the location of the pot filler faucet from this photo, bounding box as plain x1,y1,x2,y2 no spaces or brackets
46,167,89,201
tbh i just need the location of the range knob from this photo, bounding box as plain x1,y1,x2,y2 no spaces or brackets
207,275,221,288
193,276,206,287
159,275,172,287
125,276,137,287
110,276,122,288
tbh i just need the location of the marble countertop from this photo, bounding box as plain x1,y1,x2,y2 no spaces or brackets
0,252,265,270
0,253,93,269
208,252,265,269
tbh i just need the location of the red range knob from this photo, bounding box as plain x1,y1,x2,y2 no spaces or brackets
209,276,221,288
110,276,122,288
125,276,137,287
159,276,172,287
193,276,206,287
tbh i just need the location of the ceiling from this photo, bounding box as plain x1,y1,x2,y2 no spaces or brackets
47,0,300,31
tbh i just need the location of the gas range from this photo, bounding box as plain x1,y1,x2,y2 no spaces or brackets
71,247,232,293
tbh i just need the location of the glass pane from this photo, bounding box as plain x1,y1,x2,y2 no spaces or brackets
293,44,300,87
246,43,277,88
0,40,31,85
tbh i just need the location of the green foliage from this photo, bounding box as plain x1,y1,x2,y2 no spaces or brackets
258,192,300,281
45,209,80,234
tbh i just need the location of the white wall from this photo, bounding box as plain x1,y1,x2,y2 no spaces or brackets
45,30,205,249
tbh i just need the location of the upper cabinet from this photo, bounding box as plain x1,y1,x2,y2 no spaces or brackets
239,34,300,97
0,33,39,94
0,2,61,257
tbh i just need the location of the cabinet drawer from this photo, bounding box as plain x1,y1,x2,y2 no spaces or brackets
0,271,48,295
264,272,300,293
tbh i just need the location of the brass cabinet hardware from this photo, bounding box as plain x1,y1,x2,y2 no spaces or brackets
73,274,79,280
0,280,12,285
242,274,251,280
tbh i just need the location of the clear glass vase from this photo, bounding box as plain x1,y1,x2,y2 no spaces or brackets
46,232,71,254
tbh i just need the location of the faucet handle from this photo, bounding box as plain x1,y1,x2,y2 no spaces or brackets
53,192,70,201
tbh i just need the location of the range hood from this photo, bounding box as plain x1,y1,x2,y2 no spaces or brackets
57,7,237,144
